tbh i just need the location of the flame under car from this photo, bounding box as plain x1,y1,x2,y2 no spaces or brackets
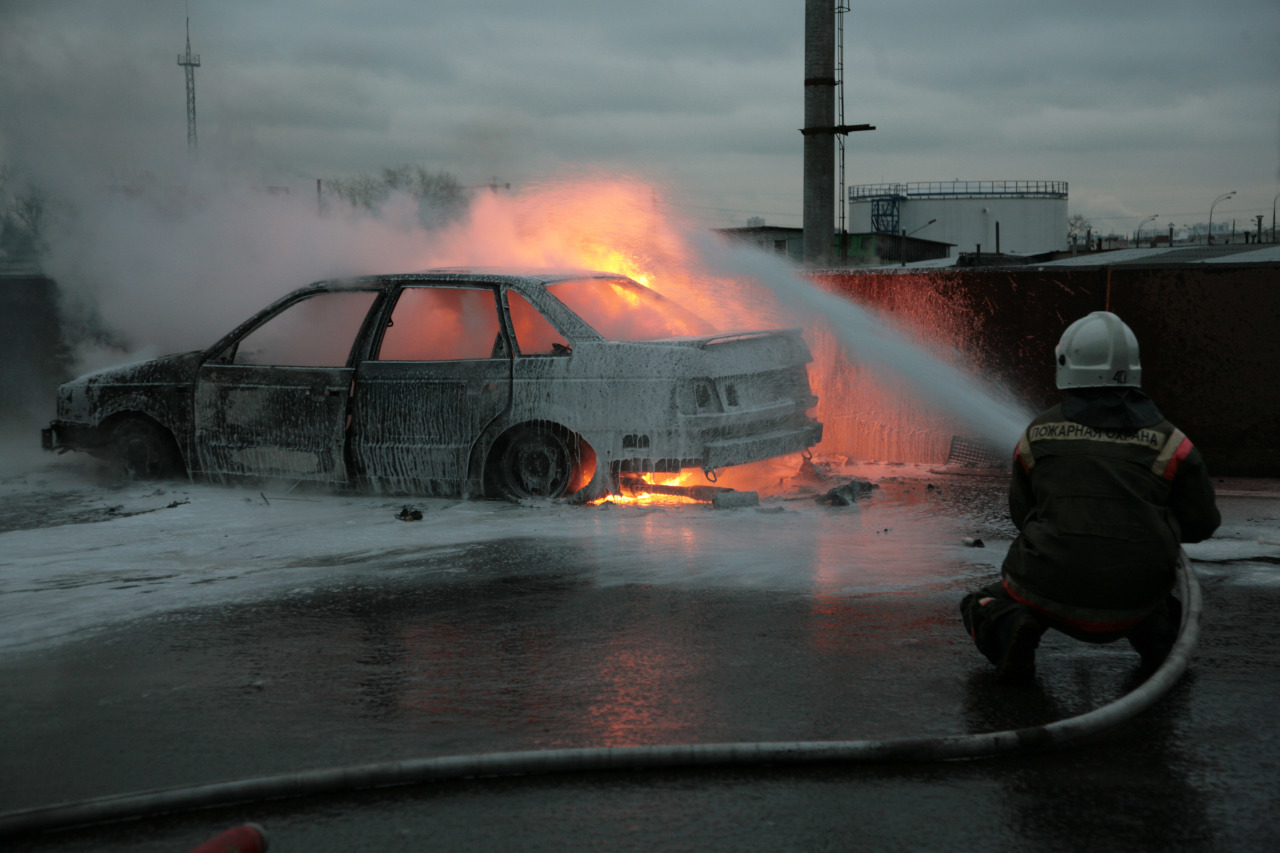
43,271,823,501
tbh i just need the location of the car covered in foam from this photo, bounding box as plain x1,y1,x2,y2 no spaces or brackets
43,270,822,500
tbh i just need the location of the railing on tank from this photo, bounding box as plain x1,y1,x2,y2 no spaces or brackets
849,180,1068,200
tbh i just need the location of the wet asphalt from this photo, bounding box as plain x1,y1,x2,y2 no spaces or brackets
2,474,1278,852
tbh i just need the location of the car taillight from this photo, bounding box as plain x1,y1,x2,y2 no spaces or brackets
694,380,722,413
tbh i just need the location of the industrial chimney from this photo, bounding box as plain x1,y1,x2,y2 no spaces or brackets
803,2,873,267
802,0,835,266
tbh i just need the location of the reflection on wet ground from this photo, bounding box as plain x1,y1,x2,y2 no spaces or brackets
3,459,1279,850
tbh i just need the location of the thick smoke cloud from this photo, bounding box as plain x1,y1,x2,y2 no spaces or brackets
2,0,1276,233
45,174,434,367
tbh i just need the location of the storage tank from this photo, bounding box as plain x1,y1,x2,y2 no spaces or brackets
849,180,1068,257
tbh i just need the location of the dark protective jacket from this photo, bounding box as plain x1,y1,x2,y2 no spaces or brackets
1001,388,1220,631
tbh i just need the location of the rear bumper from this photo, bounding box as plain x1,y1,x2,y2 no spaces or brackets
702,419,823,470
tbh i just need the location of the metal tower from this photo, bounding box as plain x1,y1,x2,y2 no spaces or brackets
177,17,201,153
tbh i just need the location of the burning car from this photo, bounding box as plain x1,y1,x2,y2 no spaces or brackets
43,270,822,501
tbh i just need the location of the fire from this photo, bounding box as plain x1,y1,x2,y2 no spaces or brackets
411,176,984,502
593,250,653,287
600,471,703,506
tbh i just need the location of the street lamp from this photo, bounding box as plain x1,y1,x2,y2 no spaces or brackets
1272,190,1279,244
1207,191,1235,245
1136,214,1158,248
901,218,938,266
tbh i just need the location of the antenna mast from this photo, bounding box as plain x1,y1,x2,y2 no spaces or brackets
177,17,201,154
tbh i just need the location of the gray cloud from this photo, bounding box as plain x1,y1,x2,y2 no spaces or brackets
1,0,1277,232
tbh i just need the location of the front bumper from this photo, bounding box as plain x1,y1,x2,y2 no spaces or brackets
42,421,102,453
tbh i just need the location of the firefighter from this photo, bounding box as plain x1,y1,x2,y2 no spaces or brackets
961,311,1220,683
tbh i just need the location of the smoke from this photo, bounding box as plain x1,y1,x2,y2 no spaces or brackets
38,170,695,372
41,170,437,371
22,170,1029,463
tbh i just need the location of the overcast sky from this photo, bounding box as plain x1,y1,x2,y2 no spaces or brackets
2,0,1278,234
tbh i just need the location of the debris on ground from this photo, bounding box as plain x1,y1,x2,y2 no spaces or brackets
814,479,877,507
794,458,836,484
931,435,1012,476
710,490,760,510
395,506,423,521
961,536,985,547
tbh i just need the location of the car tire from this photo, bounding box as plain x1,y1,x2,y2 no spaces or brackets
492,426,576,501
108,418,183,480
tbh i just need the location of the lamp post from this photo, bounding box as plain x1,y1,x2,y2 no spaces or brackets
900,218,937,266
1207,191,1235,245
1136,214,1158,248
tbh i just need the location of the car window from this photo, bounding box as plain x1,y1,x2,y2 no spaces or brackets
507,290,571,356
546,278,717,341
233,291,377,367
378,286,503,361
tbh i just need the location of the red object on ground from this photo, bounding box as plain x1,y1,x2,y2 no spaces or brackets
186,823,268,853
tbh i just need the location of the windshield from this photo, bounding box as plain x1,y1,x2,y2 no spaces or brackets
546,278,718,341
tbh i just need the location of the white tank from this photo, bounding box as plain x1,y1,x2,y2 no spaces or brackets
848,181,1068,256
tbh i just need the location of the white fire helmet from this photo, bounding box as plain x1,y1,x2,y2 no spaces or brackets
1055,311,1142,389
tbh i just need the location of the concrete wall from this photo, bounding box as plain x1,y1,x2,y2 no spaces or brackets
814,263,1280,476
1,274,69,430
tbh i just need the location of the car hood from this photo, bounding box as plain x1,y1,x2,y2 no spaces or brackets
64,350,205,389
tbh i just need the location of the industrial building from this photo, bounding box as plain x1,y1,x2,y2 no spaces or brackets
848,180,1068,258
717,223,952,267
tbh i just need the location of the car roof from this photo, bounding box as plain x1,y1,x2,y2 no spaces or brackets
308,268,630,292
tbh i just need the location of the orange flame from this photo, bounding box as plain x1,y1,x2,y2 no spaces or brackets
412,177,982,502
599,472,702,506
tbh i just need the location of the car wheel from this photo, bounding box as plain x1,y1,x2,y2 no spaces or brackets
108,418,183,480
493,426,575,500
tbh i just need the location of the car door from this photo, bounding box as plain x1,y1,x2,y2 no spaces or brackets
350,284,512,492
193,289,380,482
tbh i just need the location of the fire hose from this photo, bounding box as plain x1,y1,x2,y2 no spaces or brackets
0,551,1201,838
